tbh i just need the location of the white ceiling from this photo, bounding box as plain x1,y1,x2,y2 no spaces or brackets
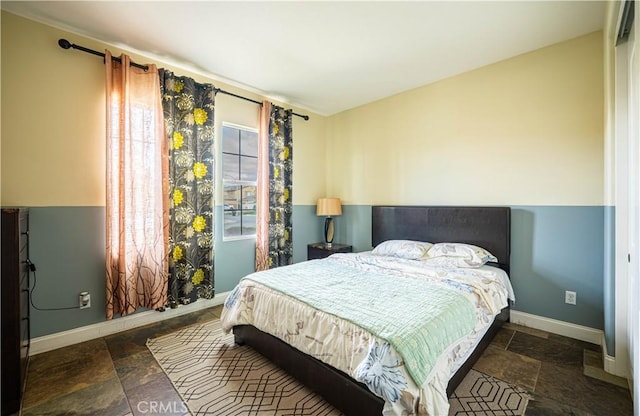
2,1,605,116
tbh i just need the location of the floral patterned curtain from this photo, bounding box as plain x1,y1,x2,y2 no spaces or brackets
105,52,169,319
256,102,294,270
159,70,215,305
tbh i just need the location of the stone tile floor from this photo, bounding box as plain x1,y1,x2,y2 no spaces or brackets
477,322,633,415
17,308,633,415
20,306,222,416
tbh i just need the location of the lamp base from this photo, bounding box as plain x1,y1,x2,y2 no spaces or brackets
324,217,335,246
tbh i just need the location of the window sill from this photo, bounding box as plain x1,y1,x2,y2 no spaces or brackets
222,235,256,243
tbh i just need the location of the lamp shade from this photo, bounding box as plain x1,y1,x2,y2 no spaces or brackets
316,198,342,216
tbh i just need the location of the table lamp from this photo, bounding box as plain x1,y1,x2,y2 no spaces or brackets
316,198,342,247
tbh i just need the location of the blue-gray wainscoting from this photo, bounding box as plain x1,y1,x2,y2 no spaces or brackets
510,206,604,330
26,204,609,346
29,207,107,338
28,205,323,338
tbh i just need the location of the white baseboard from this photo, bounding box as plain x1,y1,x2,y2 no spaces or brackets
503,311,633,383
602,334,616,374
509,310,603,345
601,332,633,383
30,291,230,355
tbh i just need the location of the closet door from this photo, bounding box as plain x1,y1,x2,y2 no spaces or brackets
626,11,639,406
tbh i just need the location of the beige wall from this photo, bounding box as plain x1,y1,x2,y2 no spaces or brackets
326,31,604,206
1,12,604,208
1,11,327,207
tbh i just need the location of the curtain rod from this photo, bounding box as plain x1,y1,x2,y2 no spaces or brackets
58,38,310,121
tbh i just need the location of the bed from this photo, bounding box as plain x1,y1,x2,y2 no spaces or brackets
221,206,512,415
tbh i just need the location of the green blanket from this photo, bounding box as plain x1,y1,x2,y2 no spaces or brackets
244,258,476,387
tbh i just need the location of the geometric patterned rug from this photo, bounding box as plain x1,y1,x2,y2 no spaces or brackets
147,320,530,415
448,370,529,415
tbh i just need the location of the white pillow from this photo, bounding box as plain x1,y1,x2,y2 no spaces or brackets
371,240,433,260
426,243,497,268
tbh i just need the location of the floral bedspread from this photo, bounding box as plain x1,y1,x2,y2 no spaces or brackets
221,252,514,415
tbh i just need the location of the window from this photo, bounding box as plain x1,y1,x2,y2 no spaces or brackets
222,123,258,239
108,90,165,256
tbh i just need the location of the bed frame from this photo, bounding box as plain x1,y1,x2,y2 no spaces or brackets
234,206,511,415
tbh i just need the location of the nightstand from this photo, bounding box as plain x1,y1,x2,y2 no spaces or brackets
307,242,353,260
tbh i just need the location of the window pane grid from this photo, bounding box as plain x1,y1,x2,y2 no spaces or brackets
222,124,258,239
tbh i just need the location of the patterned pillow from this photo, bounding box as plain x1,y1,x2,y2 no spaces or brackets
426,243,497,268
371,240,433,260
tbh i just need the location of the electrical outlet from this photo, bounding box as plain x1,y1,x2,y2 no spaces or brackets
79,292,91,309
565,290,576,305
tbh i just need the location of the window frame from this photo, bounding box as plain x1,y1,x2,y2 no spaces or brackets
221,122,259,241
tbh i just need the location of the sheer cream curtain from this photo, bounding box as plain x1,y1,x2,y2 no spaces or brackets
255,100,272,271
105,51,169,319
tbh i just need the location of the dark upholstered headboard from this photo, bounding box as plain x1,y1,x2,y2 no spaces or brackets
372,206,511,273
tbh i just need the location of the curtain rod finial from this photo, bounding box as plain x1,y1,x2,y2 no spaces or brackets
58,39,72,49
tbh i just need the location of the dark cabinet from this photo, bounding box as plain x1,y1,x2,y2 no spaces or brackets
2,208,30,415
307,242,353,260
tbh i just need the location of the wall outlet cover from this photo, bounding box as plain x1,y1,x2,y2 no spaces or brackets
565,290,577,305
